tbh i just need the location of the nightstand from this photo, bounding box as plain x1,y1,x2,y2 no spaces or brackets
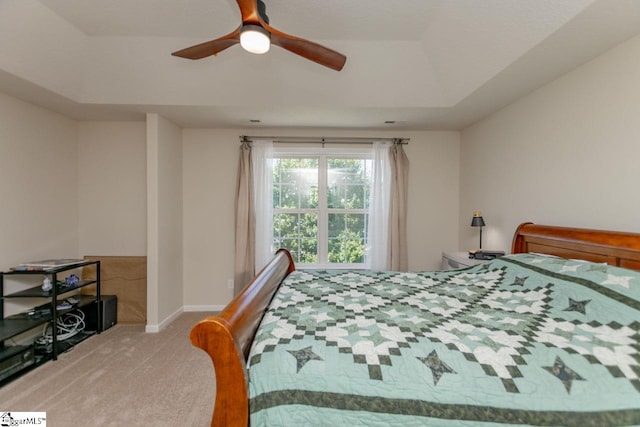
441,251,487,270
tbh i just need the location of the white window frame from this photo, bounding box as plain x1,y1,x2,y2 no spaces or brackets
273,146,373,269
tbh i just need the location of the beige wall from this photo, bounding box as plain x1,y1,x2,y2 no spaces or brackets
404,131,461,269
182,129,460,308
0,92,78,270
182,129,238,309
146,114,183,330
0,92,79,316
460,33,640,252
78,121,147,256
0,108,148,267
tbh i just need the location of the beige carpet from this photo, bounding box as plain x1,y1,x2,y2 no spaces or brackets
0,312,217,426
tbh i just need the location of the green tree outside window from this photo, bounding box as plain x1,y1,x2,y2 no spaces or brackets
272,156,371,266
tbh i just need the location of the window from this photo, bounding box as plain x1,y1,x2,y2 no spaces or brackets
272,149,372,268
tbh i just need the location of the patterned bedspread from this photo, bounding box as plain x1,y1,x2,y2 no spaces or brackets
247,254,640,426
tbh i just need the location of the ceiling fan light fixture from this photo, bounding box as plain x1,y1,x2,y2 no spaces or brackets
240,25,270,54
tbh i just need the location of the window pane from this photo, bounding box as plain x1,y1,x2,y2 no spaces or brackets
273,213,318,263
300,239,318,264
274,213,317,237
327,158,371,209
272,153,372,266
273,158,318,209
278,238,318,264
327,213,367,263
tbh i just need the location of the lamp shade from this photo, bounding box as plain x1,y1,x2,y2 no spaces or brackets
240,25,271,54
471,211,485,227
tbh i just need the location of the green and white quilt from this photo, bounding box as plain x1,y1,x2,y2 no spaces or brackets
248,254,640,426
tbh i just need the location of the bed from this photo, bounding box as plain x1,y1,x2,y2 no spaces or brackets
191,223,640,426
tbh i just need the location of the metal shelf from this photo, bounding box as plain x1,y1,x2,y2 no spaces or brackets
0,260,101,383
2,260,94,275
0,317,49,342
3,280,97,299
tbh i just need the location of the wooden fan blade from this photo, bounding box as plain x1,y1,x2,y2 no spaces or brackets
172,26,241,60
265,24,346,71
236,0,261,24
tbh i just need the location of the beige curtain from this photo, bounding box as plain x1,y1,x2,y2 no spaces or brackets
387,142,409,270
234,141,255,295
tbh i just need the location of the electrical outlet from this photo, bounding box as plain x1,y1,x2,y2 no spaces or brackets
227,279,234,289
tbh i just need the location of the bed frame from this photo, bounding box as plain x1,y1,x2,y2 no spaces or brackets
191,223,640,427
512,222,640,271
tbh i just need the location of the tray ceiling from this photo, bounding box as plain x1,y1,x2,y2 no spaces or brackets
1,0,639,129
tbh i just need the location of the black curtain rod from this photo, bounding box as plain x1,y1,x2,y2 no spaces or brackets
240,136,409,145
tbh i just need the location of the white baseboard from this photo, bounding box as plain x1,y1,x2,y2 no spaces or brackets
145,306,184,333
144,305,225,333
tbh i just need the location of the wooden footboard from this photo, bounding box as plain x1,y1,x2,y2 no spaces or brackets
190,249,295,427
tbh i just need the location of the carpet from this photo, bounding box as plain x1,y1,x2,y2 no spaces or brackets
0,312,216,426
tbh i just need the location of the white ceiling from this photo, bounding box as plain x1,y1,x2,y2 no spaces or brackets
2,0,640,130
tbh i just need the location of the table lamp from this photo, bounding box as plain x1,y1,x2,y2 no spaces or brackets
471,211,486,249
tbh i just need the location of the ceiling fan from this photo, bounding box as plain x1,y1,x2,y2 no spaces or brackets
172,0,347,71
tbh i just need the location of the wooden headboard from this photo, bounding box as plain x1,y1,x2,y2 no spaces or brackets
512,222,640,271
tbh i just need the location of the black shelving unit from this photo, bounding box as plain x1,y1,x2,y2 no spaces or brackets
0,260,101,382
